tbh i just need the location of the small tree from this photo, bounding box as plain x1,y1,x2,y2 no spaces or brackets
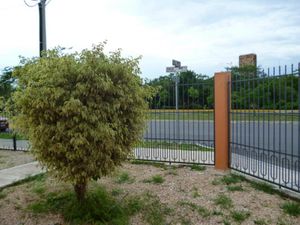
13,44,149,201
0,67,16,101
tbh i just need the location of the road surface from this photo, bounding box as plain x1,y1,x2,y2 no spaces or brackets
144,120,299,156
0,120,298,157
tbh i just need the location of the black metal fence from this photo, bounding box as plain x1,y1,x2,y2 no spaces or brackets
2,62,299,194
135,79,215,164
0,111,30,151
230,63,300,192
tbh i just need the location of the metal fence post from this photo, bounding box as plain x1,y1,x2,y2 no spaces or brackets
175,73,179,142
214,72,231,170
13,134,17,151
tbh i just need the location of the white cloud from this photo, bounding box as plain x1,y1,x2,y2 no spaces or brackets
0,0,299,78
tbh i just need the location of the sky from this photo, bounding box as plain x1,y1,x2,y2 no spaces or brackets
0,0,299,79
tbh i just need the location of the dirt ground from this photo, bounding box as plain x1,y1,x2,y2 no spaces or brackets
0,162,299,225
0,150,35,170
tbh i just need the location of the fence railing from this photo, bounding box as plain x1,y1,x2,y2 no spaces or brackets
230,63,300,192
135,80,215,164
1,63,300,194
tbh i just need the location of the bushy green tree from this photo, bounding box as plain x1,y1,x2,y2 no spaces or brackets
12,44,150,201
0,67,16,107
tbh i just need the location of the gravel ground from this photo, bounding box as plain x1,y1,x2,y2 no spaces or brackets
0,150,35,170
0,162,299,225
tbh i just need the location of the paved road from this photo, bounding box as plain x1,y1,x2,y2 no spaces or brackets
144,120,299,156
0,120,299,156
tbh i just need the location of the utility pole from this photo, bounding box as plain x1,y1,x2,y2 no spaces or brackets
38,0,47,57
24,0,50,57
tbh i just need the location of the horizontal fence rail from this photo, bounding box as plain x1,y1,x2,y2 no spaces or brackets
135,79,215,164
230,63,300,192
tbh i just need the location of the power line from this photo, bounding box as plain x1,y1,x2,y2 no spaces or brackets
23,0,39,8
45,0,53,6
24,0,52,8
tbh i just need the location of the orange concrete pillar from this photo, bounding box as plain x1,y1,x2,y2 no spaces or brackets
214,72,231,170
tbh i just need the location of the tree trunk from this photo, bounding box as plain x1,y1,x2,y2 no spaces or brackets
74,180,87,202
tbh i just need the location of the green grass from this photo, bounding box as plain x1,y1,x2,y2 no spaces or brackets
32,184,46,196
140,192,172,225
28,187,130,225
126,192,172,225
190,164,206,171
178,201,210,218
149,111,214,121
281,202,300,217
126,196,144,215
231,210,251,223
130,160,168,170
30,174,47,196
179,217,192,225
276,218,292,225
148,111,298,121
215,173,294,200
191,187,201,198
166,168,178,176
0,132,27,140
212,174,245,186
227,185,244,192
143,175,165,184
223,219,232,225
212,210,223,216
220,174,246,185
116,172,134,184
213,173,282,195
254,218,268,225
250,181,276,195
111,188,123,196
28,185,171,225
214,194,233,209
212,179,222,185
137,141,213,152
0,190,7,199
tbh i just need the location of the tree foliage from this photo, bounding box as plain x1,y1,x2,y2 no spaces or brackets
12,44,150,201
0,67,16,111
145,65,298,110
146,70,213,109
0,67,15,98
230,65,299,109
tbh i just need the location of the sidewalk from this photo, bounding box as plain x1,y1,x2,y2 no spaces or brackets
0,161,43,188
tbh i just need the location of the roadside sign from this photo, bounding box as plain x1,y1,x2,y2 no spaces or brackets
166,66,176,73
166,66,188,73
172,60,181,68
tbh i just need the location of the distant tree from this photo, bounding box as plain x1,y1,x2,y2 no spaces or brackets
0,96,4,112
228,65,298,109
0,67,16,101
145,70,213,109
12,44,150,201
188,86,198,100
